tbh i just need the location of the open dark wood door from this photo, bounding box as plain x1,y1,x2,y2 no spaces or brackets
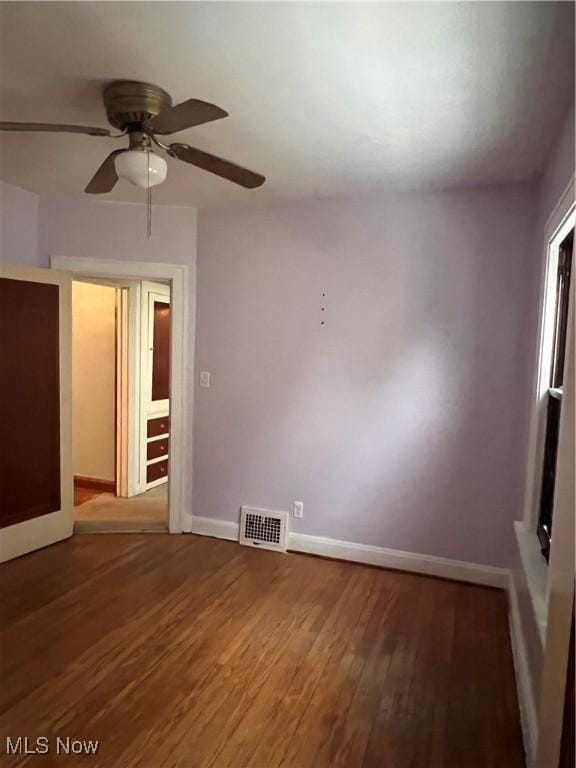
0,265,73,562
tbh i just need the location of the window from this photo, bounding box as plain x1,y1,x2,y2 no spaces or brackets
537,228,573,562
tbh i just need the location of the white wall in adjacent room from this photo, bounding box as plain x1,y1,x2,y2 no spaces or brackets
72,280,116,482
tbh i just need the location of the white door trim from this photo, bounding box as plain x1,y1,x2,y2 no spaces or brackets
126,280,143,497
140,282,171,492
72,275,142,497
51,256,191,534
116,286,129,497
141,281,171,418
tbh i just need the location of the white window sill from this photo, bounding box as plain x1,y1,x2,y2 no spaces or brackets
515,521,548,646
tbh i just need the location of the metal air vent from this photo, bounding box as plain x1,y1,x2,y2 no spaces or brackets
239,506,288,553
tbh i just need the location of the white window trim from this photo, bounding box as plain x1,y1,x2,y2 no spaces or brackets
514,521,549,646
523,180,575,531
519,175,575,645
51,255,192,534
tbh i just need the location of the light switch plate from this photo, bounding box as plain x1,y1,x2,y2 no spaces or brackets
199,371,211,388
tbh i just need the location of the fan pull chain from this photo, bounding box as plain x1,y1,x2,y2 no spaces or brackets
146,147,152,239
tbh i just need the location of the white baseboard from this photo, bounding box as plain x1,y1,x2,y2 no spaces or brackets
508,573,538,766
190,515,239,541
189,516,509,588
288,531,510,588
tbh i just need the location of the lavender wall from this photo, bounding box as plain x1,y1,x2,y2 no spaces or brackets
196,184,537,567
38,195,197,269
0,181,40,265
512,100,575,712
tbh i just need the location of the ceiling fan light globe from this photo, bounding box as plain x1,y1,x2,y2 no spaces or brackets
115,149,167,189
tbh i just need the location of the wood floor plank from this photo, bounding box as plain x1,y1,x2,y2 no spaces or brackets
0,540,250,761
146,555,332,767
0,534,144,626
360,573,430,768
1,535,194,713
107,550,308,766
0,535,525,768
200,562,371,768
273,568,381,768
316,570,403,768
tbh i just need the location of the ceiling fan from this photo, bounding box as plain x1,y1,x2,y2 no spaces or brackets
0,80,266,193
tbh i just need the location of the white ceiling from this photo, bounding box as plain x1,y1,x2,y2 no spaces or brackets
0,2,573,208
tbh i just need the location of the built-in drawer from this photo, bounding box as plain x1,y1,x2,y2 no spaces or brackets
147,416,170,438
147,459,168,484
147,438,169,461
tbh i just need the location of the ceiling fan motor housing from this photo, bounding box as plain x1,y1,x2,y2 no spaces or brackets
103,80,172,131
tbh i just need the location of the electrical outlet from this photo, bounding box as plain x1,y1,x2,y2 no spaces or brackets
199,371,211,388
293,501,304,519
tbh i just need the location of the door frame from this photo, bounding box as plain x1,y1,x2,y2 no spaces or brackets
70,277,140,499
141,281,171,418
140,281,171,492
116,285,130,497
51,256,192,534
0,264,73,561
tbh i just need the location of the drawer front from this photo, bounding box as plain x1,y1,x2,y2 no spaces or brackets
147,438,169,461
147,416,170,438
147,459,168,484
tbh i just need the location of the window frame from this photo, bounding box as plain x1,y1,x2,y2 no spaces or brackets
516,180,574,653
521,201,575,536
536,229,573,562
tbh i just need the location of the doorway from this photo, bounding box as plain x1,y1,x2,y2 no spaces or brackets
71,278,171,532
52,255,190,535
0,257,189,563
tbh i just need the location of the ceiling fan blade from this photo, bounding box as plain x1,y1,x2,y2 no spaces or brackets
85,149,126,194
0,121,111,137
168,143,265,189
147,99,228,135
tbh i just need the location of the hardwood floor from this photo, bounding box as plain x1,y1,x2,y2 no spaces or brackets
73,486,103,507
0,535,524,768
